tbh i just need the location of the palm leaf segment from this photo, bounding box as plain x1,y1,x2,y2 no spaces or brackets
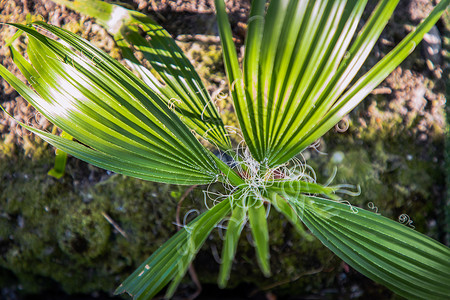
1,0,449,299
270,192,450,299
53,0,232,151
0,22,224,185
220,0,447,166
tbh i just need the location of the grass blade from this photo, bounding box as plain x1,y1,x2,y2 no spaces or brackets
47,131,72,179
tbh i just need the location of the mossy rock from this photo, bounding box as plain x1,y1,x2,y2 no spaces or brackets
0,147,344,297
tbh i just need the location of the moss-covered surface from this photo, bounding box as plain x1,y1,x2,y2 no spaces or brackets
0,134,404,298
0,146,180,295
0,143,342,297
3,121,444,298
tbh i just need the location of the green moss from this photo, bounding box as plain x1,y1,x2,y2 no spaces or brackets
0,147,171,293
57,204,111,260
178,39,240,140
0,142,344,296
312,113,445,238
62,20,84,35
0,132,16,158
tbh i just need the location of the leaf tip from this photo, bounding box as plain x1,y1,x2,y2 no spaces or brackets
113,284,126,296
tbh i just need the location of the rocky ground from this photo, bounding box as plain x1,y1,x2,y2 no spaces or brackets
0,0,449,299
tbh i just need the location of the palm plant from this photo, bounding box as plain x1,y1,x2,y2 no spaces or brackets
1,0,449,299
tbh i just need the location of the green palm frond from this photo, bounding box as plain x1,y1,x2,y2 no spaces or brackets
114,196,234,300
217,0,448,166
0,23,224,184
270,192,450,299
53,0,232,150
1,0,449,299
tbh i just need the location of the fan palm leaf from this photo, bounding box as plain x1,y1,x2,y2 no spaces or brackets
0,0,449,299
52,0,232,150
0,23,228,184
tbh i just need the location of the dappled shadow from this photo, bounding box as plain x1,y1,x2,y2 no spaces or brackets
118,0,250,42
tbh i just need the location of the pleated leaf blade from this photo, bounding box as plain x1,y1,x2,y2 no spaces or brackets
247,197,271,276
272,192,450,299
0,24,219,184
218,202,248,288
278,0,450,163
215,0,449,166
53,0,232,150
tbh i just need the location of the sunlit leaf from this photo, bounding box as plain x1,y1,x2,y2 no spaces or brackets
47,131,72,179
1,24,220,184
53,0,232,150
